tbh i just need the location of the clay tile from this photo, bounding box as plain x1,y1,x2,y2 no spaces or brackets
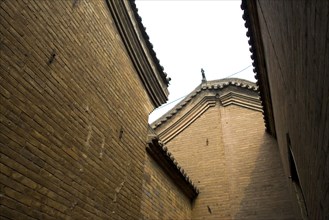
244,22,249,28
241,1,247,10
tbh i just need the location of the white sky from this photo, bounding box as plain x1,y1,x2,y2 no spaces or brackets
135,0,255,123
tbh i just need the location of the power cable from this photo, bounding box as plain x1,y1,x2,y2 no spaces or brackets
156,65,252,109
223,65,251,78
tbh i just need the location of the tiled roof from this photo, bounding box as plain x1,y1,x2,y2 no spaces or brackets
240,0,276,137
105,0,169,107
147,132,199,200
129,1,170,86
152,78,258,129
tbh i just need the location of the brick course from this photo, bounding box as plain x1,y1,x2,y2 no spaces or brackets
253,1,329,219
140,154,191,220
0,1,157,219
155,85,295,219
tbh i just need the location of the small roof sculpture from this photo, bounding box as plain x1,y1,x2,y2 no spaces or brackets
201,68,207,83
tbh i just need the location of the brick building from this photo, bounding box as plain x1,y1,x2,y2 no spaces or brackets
242,0,329,219
152,78,295,219
1,0,328,219
0,1,172,219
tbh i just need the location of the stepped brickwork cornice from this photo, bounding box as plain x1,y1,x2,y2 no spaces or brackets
151,78,262,143
105,0,169,108
152,78,258,123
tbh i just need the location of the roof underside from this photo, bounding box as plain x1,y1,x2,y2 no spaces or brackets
241,0,276,137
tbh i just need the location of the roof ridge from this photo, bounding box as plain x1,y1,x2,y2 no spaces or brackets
151,78,258,129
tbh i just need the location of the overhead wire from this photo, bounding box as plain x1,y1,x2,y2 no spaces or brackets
156,65,252,109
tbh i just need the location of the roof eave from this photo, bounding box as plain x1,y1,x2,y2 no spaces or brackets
152,78,259,130
146,135,199,200
241,0,277,137
105,0,169,108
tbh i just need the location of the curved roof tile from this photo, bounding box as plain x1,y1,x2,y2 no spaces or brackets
152,78,258,129
129,1,170,85
147,136,199,199
240,0,276,136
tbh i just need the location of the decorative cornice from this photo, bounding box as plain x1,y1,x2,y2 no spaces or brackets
146,135,199,200
241,0,276,137
220,91,262,112
159,96,217,144
105,0,169,108
152,78,258,130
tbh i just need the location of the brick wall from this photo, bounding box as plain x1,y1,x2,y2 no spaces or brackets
0,1,154,219
160,98,295,219
255,1,329,219
140,153,191,220
220,105,294,219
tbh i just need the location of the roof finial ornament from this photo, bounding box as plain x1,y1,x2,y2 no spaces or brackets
201,68,207,83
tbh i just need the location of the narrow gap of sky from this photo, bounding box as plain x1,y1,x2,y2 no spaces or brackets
135,0,255,123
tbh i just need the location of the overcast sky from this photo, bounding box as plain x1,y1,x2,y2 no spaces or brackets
135,0,255,122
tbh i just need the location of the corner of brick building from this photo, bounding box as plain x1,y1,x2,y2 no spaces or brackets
153,82,296,219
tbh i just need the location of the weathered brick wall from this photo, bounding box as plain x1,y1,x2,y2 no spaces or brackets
255,1,329,219
163,102,295,219
0,1,154,219
140,154,192,220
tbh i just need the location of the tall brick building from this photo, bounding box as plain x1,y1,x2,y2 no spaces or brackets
1,0,328,219
241,0,329,219
0,1,171,219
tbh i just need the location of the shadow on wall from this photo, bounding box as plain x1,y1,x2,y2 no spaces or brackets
234,133,296,220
